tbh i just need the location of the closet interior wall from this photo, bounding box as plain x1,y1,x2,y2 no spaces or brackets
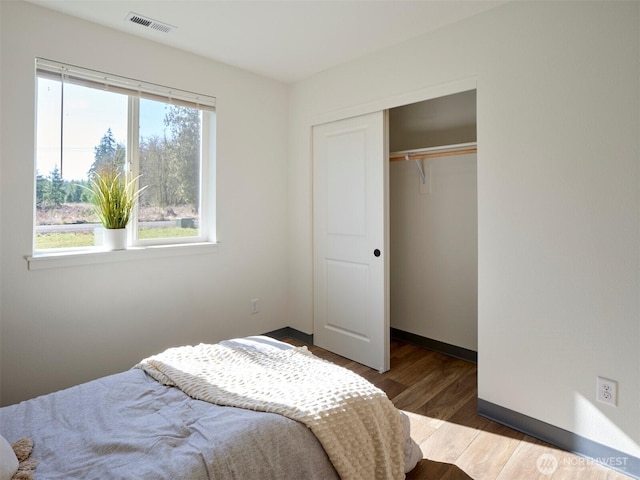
389,90,478,352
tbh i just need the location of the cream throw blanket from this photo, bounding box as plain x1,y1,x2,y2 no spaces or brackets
135,343,405,480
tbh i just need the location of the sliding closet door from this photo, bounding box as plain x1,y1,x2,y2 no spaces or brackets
312,111,390,372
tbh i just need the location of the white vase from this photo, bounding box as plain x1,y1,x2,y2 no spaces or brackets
103,228,127,251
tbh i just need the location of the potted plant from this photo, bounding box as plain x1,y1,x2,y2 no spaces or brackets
84,165,147,250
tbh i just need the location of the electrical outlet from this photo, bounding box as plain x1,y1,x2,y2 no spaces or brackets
251,298,259,314
596,377,617,406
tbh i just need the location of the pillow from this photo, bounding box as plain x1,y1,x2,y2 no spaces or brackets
0,434,18,480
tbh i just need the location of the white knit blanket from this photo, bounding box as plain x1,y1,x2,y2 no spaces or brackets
135,343,405,480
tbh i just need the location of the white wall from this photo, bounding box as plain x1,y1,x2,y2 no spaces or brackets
0,1,289,406
390,154,477,351
288,1,639,457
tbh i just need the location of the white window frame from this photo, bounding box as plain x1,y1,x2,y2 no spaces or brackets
30,58,217,266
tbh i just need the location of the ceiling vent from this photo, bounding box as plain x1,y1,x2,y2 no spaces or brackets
125,12,175,34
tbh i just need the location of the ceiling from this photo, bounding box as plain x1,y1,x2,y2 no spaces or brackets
26,0,505,84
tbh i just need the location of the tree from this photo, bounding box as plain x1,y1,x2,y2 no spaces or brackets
138,105,201,209
49,165,65,207
163,106,201,206
88,128,126,178
66,181,90,203
139,135,169,206
36,172,48,207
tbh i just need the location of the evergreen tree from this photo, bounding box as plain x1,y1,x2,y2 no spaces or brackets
49,165,65,207
66,181,90,203
88,128,126,177
36,172,48,207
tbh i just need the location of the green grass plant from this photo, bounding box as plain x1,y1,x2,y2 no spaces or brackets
82,166,147,229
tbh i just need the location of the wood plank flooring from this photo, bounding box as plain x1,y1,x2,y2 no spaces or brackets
284,338,633,480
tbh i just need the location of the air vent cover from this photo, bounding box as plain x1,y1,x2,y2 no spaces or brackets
125,12,175,33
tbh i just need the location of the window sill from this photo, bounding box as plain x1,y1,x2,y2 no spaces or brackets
25,242,218,271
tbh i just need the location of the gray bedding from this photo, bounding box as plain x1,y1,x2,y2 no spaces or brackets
1,336,342,480
0,336,421,479
0,367,340,480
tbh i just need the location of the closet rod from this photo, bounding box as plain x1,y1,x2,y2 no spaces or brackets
389,142,477,162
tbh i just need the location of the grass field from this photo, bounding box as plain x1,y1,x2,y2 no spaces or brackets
35,227,198,250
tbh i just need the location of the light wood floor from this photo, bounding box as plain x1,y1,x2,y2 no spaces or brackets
285,337,633,480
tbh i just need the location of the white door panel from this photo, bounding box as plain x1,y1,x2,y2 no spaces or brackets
313,111,389,372
326,130,366,236
325,259,369,339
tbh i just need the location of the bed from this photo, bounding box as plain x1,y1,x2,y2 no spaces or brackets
0,336,421,480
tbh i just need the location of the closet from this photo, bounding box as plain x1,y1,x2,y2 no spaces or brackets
388,90,478,357
312,89,477,371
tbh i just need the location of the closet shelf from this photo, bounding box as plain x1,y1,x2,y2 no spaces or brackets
389,142,477,162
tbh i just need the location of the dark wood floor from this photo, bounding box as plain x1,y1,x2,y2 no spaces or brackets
285,338,632,480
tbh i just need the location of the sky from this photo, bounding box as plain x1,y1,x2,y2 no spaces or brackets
37,78,168,181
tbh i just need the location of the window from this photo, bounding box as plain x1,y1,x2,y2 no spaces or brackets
34,58,216,253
